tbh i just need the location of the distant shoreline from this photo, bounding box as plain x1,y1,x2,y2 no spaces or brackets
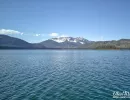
0,48,130,50
1,35,130,50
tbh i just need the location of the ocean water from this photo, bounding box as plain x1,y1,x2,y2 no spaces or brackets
0,50,130,100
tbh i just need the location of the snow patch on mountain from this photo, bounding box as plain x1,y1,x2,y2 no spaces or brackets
50,37,88,44
80,42,84,44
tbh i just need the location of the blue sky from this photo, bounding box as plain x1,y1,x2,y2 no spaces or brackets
0,0,130,43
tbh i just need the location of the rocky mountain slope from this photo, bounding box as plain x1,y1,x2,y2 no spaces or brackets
0,35,45,49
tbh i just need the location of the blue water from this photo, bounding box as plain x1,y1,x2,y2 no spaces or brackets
0,50,130,100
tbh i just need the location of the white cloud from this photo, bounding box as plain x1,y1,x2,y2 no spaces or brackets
21,33,23,35
49,33,59,37
33,34,41,37
60,34,68,37
0,29,22,34
49,33,69,37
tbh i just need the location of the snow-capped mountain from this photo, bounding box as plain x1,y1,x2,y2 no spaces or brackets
51,37,88,44
40,37,89,48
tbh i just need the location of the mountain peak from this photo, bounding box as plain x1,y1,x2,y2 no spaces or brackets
50,37,88,44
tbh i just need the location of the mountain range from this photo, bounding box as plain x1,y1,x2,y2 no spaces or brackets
1,34,130,49
40,37,90,48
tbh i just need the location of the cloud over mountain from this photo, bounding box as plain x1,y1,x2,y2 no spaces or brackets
0,29,23,35
49,33,68,38
49,33,59,37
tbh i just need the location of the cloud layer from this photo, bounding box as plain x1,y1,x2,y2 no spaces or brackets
0,29,68,38
0,29,23,35
33,34,41,36
49,33,68,37
49,33,59,37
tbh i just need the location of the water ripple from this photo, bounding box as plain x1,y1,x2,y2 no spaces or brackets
0,50,130,100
